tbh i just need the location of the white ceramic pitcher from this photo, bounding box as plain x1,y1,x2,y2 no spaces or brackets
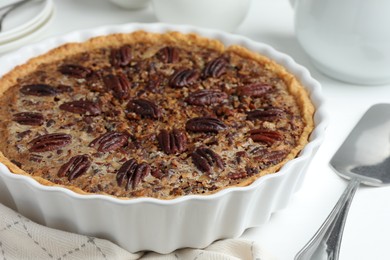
291,0,390,85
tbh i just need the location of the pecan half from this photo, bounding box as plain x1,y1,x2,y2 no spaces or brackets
202,57,228,78
228,171,247,180
59,100,101,116
13,112,44,126
20,84,58,96
29,133,72,152
157,129,187,154
116,159,150,190
169,69,199,88
89,131,128,152
186,117,227,133
58,155,91,181
246,107,285,121
103,73,131,100
132,162,150,190
127,99,161,119
110,45,132,67
191,147,224,173
59,64,92,78
155,46,179,63
238,83,274,97
249,129,283,145
185,90,228,106
116,159,137,187
254,150,288,167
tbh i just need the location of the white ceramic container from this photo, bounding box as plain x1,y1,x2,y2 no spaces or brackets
152,0,252,32
291,0,390,85
0,23,327,254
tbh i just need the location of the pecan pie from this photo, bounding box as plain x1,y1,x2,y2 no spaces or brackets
0,31,314,199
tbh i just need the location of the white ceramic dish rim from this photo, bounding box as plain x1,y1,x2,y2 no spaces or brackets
0,0,53,42
0,22,328,206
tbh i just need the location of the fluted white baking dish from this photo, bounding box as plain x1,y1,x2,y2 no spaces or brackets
0,23,327,253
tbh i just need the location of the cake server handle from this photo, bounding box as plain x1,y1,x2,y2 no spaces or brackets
294,178,360,260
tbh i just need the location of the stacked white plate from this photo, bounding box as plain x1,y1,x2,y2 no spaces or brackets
0,0,54,54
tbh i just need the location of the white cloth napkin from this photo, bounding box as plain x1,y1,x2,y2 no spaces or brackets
0,203,275,260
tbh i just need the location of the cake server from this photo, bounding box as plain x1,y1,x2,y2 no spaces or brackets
295,103,390,260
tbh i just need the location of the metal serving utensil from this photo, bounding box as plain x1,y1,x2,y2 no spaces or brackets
295,103,390,260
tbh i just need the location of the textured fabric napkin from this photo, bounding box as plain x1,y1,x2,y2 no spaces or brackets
0,203,275,260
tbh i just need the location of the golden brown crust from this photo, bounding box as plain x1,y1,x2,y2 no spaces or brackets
0,31,314,199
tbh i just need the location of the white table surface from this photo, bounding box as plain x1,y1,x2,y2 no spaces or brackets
3,0,390,259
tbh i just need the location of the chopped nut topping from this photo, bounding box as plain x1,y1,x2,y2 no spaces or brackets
0,32,312,199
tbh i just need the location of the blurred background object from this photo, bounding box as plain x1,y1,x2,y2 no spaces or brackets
291,0,390,85
152,0,252,32
109,0,150,9
0,0,54,54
